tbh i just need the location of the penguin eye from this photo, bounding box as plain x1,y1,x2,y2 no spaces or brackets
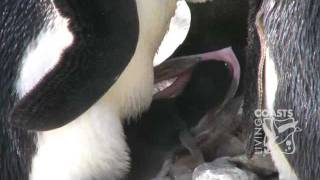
10,0,139,131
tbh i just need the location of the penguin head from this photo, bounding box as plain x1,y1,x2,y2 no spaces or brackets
4,0,177,131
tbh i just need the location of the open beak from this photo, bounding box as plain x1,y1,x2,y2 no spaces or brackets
153,47,240,106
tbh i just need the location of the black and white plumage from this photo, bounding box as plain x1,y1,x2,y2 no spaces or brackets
0,0,177,180
244,0,320,180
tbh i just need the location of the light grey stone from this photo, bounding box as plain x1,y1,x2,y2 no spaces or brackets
192,157,260,180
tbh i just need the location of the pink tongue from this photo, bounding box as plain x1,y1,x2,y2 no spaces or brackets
153,47,240,102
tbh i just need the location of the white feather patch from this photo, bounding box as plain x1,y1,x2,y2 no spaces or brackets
16,12,73,98
265,47,278,111
264,47,298,180
154,0,191,66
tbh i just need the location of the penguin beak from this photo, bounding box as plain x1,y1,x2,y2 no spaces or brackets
10,0,139,131
154,47,240,105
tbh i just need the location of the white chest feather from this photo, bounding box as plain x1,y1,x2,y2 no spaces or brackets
30,102,129,180
102,0,177,119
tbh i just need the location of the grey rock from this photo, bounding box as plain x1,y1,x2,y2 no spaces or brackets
192,157,260,180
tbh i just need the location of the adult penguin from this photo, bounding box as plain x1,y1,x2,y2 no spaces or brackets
0,0,177,180
244,0,320,180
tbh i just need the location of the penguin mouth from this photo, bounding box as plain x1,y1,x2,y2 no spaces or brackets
153,61,193,99
153,47,240,103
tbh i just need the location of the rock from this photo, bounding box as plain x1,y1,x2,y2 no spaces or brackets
192,157,260,180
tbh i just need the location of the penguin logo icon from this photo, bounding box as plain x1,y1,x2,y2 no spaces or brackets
263,117,302,154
